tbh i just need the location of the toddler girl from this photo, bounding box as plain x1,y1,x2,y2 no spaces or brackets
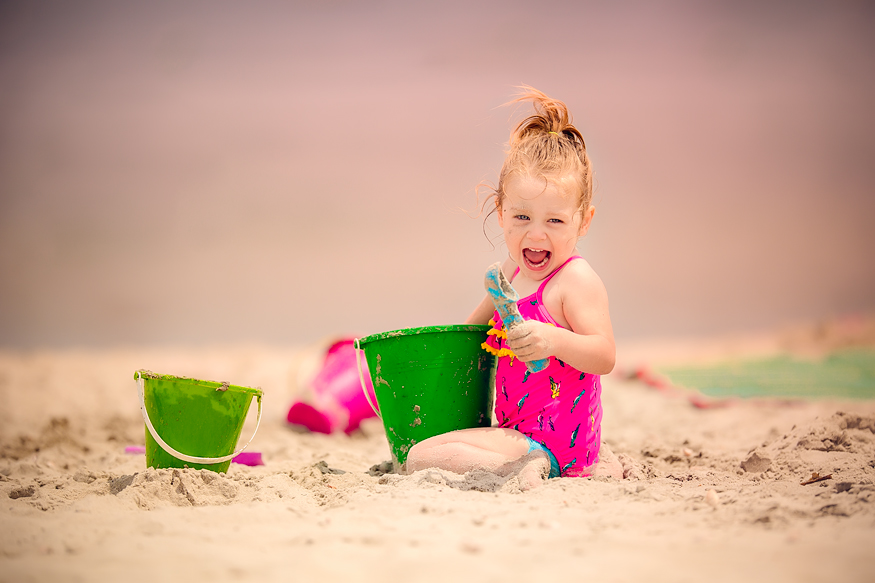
405,87,619,488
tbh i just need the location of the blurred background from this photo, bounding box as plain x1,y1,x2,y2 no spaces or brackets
1,0,873,349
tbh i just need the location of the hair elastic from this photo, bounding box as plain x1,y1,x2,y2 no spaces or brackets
548,131,559,135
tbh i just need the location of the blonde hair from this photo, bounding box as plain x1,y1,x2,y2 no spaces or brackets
492,86,593,217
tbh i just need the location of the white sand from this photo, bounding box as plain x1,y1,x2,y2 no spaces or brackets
1,336,874,583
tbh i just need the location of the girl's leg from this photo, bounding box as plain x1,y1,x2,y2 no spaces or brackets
404,427,542,476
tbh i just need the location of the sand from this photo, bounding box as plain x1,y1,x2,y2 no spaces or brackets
1,334,875,583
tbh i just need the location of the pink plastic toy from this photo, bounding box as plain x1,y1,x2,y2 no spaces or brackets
232,452,264,466
286,338,377,435
127,445,263,466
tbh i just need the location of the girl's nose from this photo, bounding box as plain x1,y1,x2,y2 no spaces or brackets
526,226,546,241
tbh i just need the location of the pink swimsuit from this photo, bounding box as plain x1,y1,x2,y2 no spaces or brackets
482,256,602,477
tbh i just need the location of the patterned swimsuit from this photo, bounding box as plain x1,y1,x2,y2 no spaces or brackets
482,256,602,477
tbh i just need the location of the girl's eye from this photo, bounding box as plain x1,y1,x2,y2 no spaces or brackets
548,218,564,224
515,214,529,221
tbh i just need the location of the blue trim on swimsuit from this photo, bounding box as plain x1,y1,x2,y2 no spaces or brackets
525,436,561,479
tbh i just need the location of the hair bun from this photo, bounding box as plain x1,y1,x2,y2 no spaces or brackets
509,85,586,153
493,86,593,213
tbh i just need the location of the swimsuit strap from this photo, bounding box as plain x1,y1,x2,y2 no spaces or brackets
536,255,582,303
509,256,582,292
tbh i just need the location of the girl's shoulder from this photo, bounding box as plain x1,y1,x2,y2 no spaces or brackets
539,257,609,330
546,257,609,313
554,256,604,291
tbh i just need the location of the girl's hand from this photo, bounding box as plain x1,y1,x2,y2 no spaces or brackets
505,320,556,363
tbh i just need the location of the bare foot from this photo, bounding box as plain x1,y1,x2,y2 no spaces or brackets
591,443,623,479
496,451,551,490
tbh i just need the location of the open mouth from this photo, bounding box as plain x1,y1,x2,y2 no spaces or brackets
522,248,551,270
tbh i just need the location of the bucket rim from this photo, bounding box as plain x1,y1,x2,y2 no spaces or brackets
134,369,263,397
356,324,491,347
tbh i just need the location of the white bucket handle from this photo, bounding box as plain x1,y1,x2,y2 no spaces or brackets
353,338,381,420
136,371,262,465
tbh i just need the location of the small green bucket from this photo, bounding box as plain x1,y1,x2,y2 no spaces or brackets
135,370,263,473
354,325,496,471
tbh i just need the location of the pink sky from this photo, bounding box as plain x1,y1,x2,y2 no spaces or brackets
1,1,873,347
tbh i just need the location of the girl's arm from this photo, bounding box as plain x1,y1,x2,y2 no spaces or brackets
505,263,615,375
552,269,615,374
465,294,495,325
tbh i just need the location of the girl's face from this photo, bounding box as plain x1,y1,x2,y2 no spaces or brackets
498,174,594,281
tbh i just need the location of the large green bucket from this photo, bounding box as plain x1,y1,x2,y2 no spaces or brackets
135,370,263,473
354,325,496,471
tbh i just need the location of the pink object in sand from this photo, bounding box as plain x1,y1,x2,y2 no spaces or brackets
287,338,377,435
232,452,263,466
127,445,263,466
